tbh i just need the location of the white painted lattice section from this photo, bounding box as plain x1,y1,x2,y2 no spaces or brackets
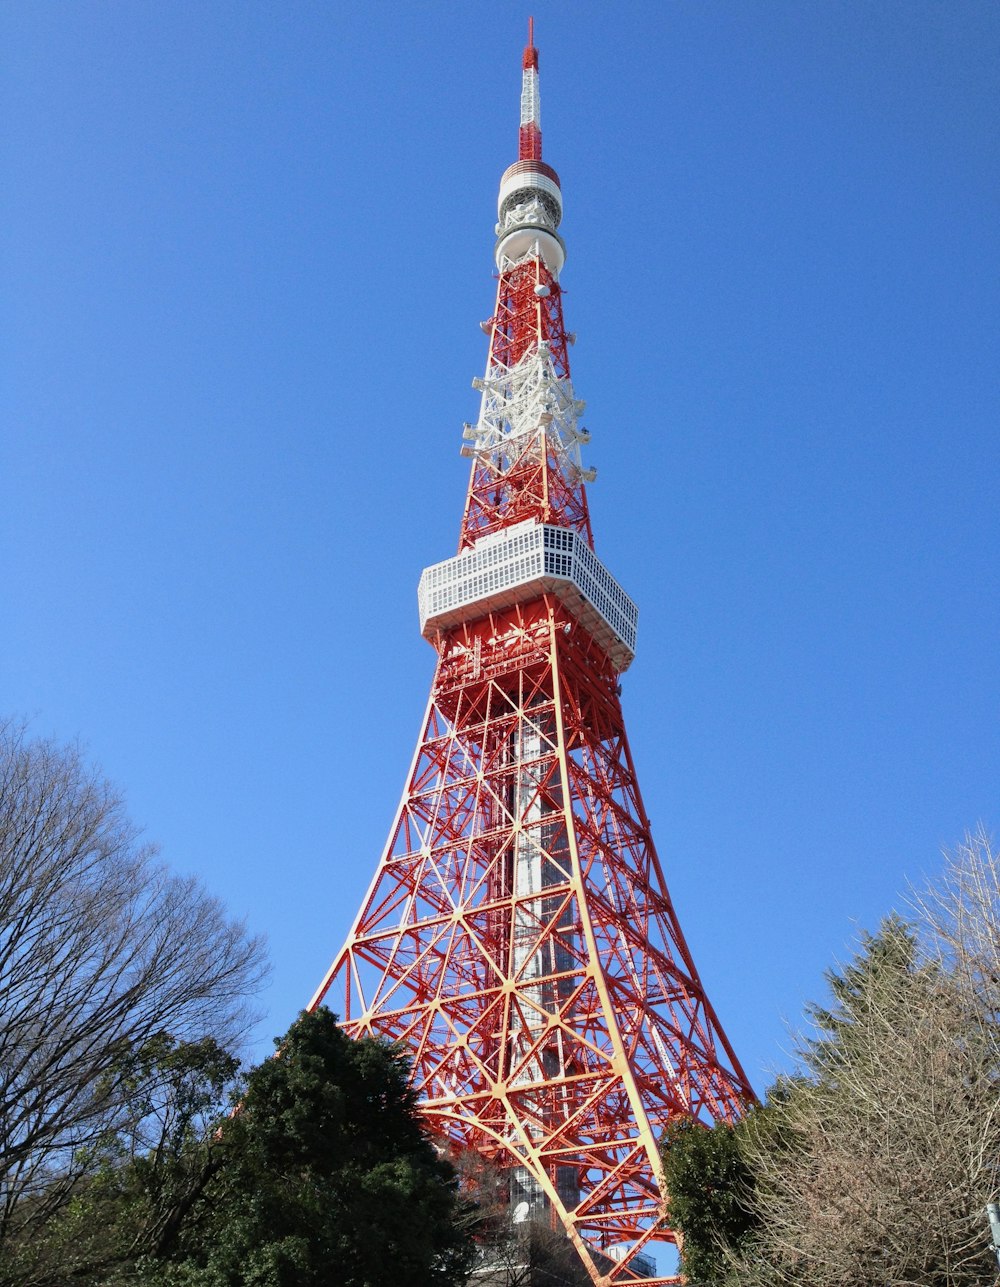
466,344,586,481
520,67,541,129
418,521,637,672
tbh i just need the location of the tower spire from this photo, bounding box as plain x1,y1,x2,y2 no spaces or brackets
519,17,542,160
311,27,754,1286
460,26,588,550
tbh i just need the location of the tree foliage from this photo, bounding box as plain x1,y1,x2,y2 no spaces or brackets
160,1008,475,1287
661,1112,760,1285
5,1010,476,1287
740,917,996,1286
0,721,267,1263
2,1036,239,1286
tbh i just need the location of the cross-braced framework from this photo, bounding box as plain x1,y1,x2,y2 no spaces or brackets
462,275,588,548
311,25,754,1286
313,602,751,1283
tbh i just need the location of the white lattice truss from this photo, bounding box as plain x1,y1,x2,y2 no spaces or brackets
467,341,588,481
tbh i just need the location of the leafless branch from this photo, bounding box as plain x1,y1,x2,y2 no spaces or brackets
0,720,267,1245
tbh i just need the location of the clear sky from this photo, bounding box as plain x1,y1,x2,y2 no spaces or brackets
3,1,998,1090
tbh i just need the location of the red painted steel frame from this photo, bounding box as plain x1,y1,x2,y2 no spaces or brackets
313,599,753,1285
310,30,754,1287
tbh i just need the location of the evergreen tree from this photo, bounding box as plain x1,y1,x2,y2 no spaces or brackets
160,1008,474,1287
660,1109,763,1285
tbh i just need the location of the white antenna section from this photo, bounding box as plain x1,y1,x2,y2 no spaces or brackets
464,342,589,482
520,66,541,129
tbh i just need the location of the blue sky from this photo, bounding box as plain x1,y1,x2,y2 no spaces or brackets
3,1,998,1090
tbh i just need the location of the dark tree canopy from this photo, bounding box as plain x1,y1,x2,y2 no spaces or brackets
163,1008,474,1287
661,1114,760,1286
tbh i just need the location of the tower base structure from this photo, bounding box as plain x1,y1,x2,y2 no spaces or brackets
312,594,752,1284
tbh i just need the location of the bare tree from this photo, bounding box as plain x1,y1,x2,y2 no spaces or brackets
915,827,1000,1053
651,836,1000,1287
470,1219,594,1287
734,902,1000,1286
0,721,267,1245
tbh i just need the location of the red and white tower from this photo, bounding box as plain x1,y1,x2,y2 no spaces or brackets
311,24,753,1285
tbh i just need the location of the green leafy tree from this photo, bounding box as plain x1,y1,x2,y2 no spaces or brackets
0,1033,239,1286
160,1008,474,1287
661,1113,760,1285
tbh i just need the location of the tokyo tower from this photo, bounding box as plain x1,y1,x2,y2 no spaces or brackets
311,22,753,1286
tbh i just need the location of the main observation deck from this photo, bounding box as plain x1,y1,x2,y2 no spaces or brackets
418,519,637,673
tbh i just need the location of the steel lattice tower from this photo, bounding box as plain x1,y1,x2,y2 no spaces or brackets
311,24,754,1286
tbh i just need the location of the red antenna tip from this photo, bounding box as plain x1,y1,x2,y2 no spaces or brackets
523,15,538,69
